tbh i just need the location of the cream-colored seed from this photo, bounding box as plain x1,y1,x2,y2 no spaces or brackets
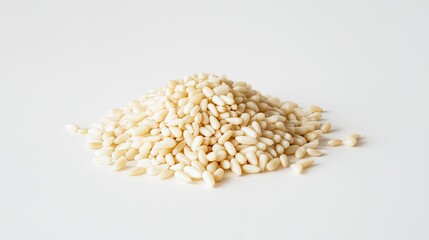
266,158,280,171
349,133,361,139
183,166,202,179
147,167,161,176
77,128,88,134
224,141,237,155
174,171,193,183
113,157,127,171
156,137,176,148
344,137,358,147
321,122,332,133
220,160,231,170
279,154,288,168
206,162,219,173
128,167,146,176
291,159,314,174
230,159,242,176
242,164,261,174
328,139,342,146
306,148,322,157
290,163,303,174
170,162,185,172
158,169,174,180
202,171,215,188
225,117,243,125
235,136,258,145
213,168,225,182
295,146,307,159
245,151,258,166
258,154,269,171
310,105,323,113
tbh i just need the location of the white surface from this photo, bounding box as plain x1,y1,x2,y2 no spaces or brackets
1,1,428,239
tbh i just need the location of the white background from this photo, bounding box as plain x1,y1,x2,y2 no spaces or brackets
1,0,428,239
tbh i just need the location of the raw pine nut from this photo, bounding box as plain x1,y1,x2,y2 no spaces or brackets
279,154,288,168
310,105,323,112
202,171,215,188
147,167,161,176
321,122,332,133
206,162,219,173
266,158,280,171
213,168,225,182
225,117,242,125
224,141,236,155
156,137,176,148
174,171,192,183
170,163,185,172
291,159,314,174
231,159,242,176
328,139,342,146
258,154,269,171
191,160,206,172
128,167,146,176
242,165,261,174
183,166,202,179
306,148,322,157
77,128,88,134
113,156,127,171
349,133,361,139
158,169,174,180
245,151,258,166
235,136,258,145
295,146,306,159
220,160,231,169
344,137,358,147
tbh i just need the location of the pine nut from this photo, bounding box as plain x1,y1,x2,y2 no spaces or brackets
328,139,342,147
291,159,314,174
202,171,215,188
344,137,358,147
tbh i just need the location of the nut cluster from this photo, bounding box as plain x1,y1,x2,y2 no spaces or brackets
66,73,360,187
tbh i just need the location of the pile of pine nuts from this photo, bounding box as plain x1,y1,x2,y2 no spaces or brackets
66,73,360,188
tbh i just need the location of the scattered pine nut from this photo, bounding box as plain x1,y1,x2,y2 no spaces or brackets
266,158,280,171
279,154,288,168
291,159,314,174
77,128,88,134
158,169,174,180
349,133,361,139
147,167,161,176
328,139,342,147
321,122,332,133
295,146,307,159
344,137,358,147
174,171,193,183
309,105,323,113
242,164,261,174
213,168,224,182
306,149,322,157
113,156,127,171
128,167,146,176
202,171,215,188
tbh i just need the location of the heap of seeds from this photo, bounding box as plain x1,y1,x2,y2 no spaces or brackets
66,73,360,187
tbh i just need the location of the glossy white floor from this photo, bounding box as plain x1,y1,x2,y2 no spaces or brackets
1,1,428,239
